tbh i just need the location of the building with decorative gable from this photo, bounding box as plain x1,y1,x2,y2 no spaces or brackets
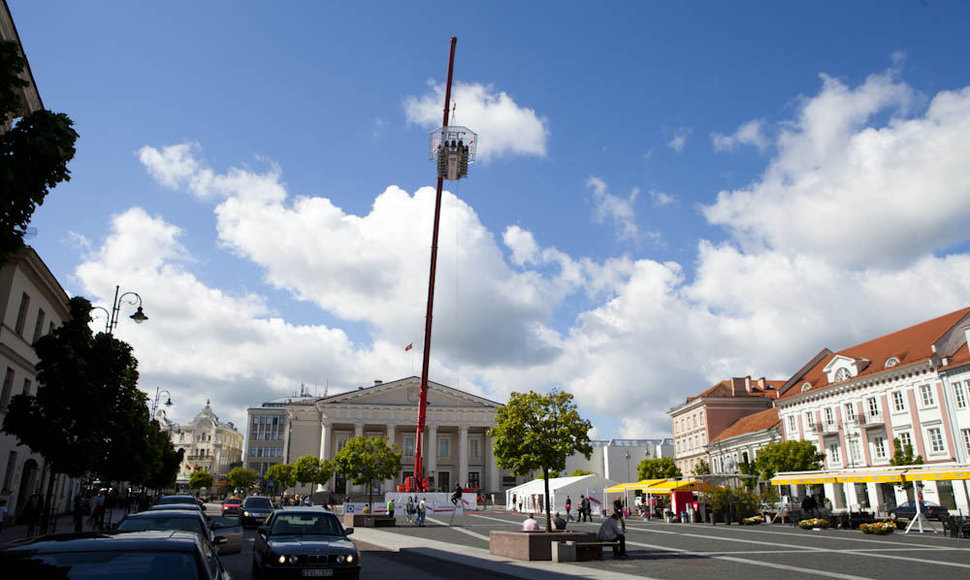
169,401,244,486
774,307,970,514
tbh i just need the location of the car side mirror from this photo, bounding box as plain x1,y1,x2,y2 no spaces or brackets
344,528,354,536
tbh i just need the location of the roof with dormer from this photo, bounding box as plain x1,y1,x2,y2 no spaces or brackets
778,306,970,401
709,408,780,444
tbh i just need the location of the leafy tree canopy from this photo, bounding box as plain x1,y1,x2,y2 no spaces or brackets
267,463,296,491
189,470,214,490
692,460,711,476
889,438,924,467
751,440,825,481
333,436,401,507
227,467,259,490
293,455,335,488
637,457,681,480
489,389,592,531
0,41,78,264
570,469,595,477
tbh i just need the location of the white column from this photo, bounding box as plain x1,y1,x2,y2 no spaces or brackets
427,425,438,489
459,426,469,489
486,434,500,493
318,422,332,492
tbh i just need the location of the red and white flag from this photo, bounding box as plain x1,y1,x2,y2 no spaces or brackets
404,343,414,351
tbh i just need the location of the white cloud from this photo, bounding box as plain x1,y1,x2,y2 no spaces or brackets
404,81,549,162
587,176,640,242
711,119,769,152
649,189,675,207
703,70,970,268
667,128,691,152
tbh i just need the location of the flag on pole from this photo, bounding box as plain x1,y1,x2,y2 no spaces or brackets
405,343,414,351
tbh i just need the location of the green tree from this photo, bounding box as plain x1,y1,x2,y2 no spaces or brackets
189,470,214,490
489,389,593,532
707,486,760,523
570,469,595,477
889,437,923,493
0,41,78,265
293,455,335,491
637,457,681,480
692,460,711,476
144,428,184,491
267,463,296,494
751,440,825,481
227,467,259,491
333,436,402,510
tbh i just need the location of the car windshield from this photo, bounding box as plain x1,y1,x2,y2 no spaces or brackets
270,513,342,536
22,551,202,580
244,497,272,509
224,499,240,505
158,496,196,505
118,516,206,537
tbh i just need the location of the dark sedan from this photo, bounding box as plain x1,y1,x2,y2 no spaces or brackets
116,509,242,555
241,495,275,528
888,500,949,521
252,508,360,579
0,530,230,579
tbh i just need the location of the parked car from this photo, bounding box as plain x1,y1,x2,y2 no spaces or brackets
0,530,231,579
252,507,360,579
148,502,211,523
888,500,949,521
117,509,242,556
222,497,242,515
241,495,275,528
157,494,199,506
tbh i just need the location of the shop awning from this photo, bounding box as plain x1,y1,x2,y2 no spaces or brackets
836,470,904,483
605,479,668,493
903,466,970,481
644,479,714,494
769,472,838,486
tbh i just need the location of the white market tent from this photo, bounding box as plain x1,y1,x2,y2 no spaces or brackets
505,474,617,516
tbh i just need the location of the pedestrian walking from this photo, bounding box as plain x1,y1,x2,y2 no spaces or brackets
578,495,587,522
72,495,83,532
25,490,43,536
565,495,573,522
406,496,415,524
417,497,427,526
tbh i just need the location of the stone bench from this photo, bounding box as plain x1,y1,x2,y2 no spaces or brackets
552,540,620,562
490,531,596,561
342,514,396,528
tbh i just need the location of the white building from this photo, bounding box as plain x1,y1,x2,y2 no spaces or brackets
563,439,674,483
774,307,970,514
169,401,244,487
0,248,72,520
283,377,524,497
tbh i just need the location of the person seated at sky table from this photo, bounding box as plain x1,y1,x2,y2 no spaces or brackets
522,513,540,531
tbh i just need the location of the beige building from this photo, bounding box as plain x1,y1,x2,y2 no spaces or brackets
284,377,518,497
169,401,244,486
668,376,781,475
0,248,72,519
244,388,317,478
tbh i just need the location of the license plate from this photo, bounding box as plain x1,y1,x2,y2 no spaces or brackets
302,570,333,577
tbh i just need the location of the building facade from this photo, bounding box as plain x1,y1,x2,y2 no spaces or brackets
0,248,72,519
169,401,244,486
669,376,781,475
774,307,970,514
283,377,522,497
563,439,674,483
244,388,318,478
705,408,782,475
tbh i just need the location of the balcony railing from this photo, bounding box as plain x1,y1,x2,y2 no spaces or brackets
861,413,884,427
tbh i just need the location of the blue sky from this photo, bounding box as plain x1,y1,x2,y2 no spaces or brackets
10,1,970,440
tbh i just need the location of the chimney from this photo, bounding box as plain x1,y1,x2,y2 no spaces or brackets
757,377,766,390
731,377,746,397
745,376,753,393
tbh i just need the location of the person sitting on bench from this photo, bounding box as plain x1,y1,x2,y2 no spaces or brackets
597,512,628,558
552,511,567,531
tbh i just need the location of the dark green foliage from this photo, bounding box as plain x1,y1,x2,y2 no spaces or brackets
267,463,296,491
227,467,259,490
333,436,402,508
293,455,335,489
0,41,78,264
692,460,711,476
489,389,592,531
189,470,214,490
707,486,761,521
751,440,825,481
637,457,681,480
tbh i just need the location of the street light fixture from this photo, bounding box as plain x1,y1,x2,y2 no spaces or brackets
91,285,149,335
151,387,173,421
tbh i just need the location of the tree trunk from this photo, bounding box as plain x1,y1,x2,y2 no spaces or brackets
543,468,552,532
44,470,57,534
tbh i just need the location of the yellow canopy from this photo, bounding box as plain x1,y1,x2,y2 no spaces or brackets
769,472,838,486
903,466,970,481
836,470,904,483
605,479,663,493
644,479,713,494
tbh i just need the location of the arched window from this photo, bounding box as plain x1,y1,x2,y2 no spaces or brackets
800,382,812,392
884,356,900,368
834,367,851,382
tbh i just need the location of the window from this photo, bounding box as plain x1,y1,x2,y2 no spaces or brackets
928,428,945,453
14,292,30,336
898,432,912,450
801,382,812,392
867,397,879,417
919,384,935,407
843,403,856,421
828,443,841,464
885,356,900,368
403,436,415,457
470,438,480,458
787,416,796,432
438,436,450,458
1,368,14,408
834,367,851,382
873,437,886,459
824,407,834,425
2,451,17,493
954,381,968,409
849,439,861,464
963,429,970,455
21,378,31,397
892,391,905,412
805,412,815,427
32,308,46,343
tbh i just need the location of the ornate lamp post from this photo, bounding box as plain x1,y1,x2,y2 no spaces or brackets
90,285,149,335
151,387,173,421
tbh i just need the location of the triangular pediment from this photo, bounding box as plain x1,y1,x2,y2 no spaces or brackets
319,376,501,409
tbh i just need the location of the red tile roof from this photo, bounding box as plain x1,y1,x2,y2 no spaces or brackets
710,408,780,443
779,307,970,400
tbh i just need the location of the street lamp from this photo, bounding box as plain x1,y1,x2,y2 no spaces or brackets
151,387,173,421
91,285,149,335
